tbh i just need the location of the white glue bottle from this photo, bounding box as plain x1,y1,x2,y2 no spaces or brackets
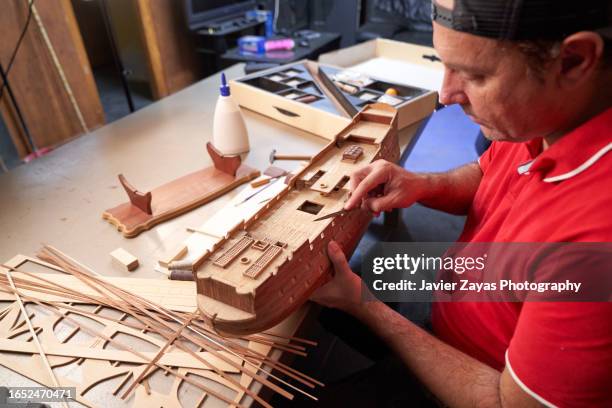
212,73,249,155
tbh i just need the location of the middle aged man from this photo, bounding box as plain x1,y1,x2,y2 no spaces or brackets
310,1,612,407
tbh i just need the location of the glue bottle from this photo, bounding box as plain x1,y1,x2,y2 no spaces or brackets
212,73,249,155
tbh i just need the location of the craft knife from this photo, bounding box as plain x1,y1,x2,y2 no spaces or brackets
313,185,385,221
313,207,359,222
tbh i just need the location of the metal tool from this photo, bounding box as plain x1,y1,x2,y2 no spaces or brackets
313,207,359,222
303,61,358,119
315,65,359,117
269,149,312,164
235,176,281,206
313,185,386,221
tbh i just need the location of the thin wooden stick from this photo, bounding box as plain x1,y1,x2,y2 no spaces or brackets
26,247,323,400
81,276,287,404
3,266,323,402
24,326,43,343
113,372,133,396
36,248,282,406
259,331,319,347
40,245,99,275
132,301,317,398
186,319,323,387
3,288,245,408
0,277,245,406
196,391,208,407
17,299,319,390
4,268,70,408
121,313,196,399
40,298,318,389
248,335,308,351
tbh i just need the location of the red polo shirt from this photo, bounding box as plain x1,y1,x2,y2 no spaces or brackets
432,107,612,407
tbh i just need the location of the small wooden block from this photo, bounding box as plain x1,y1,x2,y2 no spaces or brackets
250,177,271,188
342,145,364,163
110,248,139,271
158,244,188,268
263,166,287,178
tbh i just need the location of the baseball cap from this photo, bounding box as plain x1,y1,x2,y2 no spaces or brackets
432,0,612,40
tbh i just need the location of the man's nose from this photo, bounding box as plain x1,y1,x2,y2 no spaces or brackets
438,69,468,106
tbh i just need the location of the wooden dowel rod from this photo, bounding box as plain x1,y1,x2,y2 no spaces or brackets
5,269,70,408
121,313,196,399
274,154,312,161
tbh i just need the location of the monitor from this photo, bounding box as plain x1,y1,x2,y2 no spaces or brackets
185,0,257,29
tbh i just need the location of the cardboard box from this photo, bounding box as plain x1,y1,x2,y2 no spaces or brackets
231,39,444,140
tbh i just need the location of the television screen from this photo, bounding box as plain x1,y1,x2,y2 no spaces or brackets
191,0,245,14
185,0,256,28
274,0,310,32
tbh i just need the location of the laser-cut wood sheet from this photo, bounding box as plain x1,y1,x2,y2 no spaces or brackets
0,254,319,407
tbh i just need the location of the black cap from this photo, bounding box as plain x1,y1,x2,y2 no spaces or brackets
432,0,612,41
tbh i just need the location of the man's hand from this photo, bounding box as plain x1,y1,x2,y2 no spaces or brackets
312,242,540,408
310,241,363,312
344,160,483,216
343,160,428,213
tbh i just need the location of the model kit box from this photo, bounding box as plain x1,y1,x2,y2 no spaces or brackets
230,39,444,140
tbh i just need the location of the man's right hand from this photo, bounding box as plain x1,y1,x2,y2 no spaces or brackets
343,160,428,213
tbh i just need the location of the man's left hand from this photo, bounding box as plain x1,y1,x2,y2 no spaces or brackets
310,241,362,313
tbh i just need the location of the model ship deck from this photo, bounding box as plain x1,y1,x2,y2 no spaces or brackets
196,103,400,335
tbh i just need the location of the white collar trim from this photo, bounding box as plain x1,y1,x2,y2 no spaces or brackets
505,350,558,408
543,142,612,183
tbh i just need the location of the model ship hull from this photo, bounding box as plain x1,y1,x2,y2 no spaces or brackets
196,103,400,336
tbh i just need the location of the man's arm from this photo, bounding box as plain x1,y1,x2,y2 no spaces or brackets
351,298,539,408
417,162,482,215
343,160,482,216
312,242,542,408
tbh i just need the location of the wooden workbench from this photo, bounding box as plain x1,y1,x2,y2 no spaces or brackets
0,63,420,405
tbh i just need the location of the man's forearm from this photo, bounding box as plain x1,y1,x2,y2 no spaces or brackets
349,300,501,408
416,162,482,215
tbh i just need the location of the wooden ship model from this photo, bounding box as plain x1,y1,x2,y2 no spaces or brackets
196,103,400,336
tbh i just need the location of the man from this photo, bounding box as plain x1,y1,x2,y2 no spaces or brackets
311,1,612,406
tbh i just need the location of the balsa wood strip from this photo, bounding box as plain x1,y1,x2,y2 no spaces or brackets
0,272,197,313
0,338,240,372
0,253,321,406
4,269,69,408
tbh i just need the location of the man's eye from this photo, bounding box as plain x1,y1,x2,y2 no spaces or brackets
465,73,485,82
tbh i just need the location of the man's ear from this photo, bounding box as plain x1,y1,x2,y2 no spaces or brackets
558,32,604,87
